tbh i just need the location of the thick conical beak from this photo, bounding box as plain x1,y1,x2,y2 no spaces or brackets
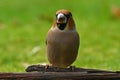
57,13,67,24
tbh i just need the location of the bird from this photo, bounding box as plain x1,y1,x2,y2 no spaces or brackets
46,9,80,68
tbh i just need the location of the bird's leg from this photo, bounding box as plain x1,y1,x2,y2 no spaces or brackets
69,66,76,72
44,64,51,72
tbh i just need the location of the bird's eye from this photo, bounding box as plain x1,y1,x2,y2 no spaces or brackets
65,14,72,19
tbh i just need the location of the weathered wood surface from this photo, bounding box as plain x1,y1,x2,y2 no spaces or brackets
0,65,120,80
0,72,120,80
26,65,118,73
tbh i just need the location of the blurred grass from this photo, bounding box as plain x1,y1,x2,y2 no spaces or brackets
0,0,120,72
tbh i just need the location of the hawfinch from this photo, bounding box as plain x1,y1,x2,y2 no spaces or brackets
46,9,80,68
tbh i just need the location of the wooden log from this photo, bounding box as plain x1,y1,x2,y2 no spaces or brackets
0,72,120,80
24,65,120,80
0,65,120,80
25,64,119,73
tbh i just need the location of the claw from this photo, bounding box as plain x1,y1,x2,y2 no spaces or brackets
44,64,50,71
69,66,76,72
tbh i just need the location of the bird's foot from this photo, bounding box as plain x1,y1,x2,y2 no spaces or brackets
69,66,76,72
44,64,51,71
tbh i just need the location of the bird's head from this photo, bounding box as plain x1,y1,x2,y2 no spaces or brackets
52,9,75,31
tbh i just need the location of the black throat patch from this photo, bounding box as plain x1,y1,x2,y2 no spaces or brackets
57,23,67,30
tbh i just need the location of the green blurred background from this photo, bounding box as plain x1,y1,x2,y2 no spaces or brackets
0,0,120,72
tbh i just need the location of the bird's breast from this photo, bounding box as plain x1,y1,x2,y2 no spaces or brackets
47,28,79,50
47,29,76,47
46,29,79,67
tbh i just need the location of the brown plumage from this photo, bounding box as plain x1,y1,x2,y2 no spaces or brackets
46,9,80,68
